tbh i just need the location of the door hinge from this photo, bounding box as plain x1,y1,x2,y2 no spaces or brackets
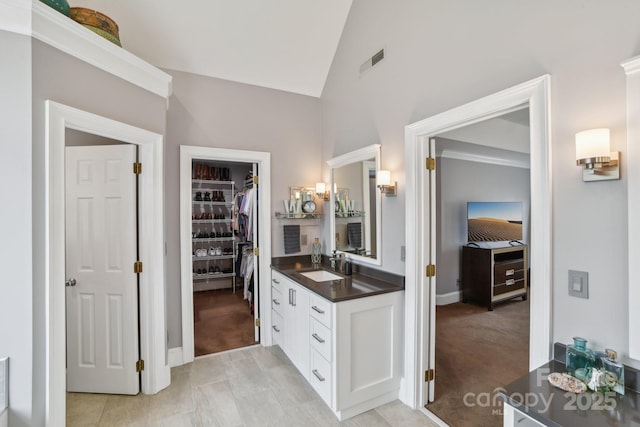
255,318,260,327
133,162,142,174
426,157,435,171
425,369,434,382
254,247,259,256
134,261,143,274
136,359,145,372
426,264,436,277
253,175,259,185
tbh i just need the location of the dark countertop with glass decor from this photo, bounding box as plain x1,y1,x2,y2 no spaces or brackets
499,343,640,427
271,255,404,303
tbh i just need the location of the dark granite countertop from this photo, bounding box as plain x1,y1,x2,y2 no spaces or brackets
271,256,404,303
499,359,640,427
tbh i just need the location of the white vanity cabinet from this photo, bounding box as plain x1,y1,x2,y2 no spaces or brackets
271,270,310,379
271,268,403,421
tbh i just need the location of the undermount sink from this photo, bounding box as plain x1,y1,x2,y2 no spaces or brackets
299,270,343,282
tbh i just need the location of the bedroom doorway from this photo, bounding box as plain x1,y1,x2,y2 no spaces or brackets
403,76,552,418
427,111,532,426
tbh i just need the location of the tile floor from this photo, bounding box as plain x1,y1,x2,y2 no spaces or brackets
67,345,439,427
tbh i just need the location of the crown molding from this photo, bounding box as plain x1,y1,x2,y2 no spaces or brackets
0,0,172,99
439,149,530,169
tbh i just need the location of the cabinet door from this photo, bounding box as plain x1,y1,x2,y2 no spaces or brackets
280,278,310,379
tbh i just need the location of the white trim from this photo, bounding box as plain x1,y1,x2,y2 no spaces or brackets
439,149,530,169
623,55,640,362
0,0,172,98
45,101,169,426
179,146,272,365
403,76,552,409
435,291,462,306
167,347,183,368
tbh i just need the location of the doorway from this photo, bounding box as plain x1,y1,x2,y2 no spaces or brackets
45,101,169,426
190,159,258,356
179,146,272,364
403,76,552,413
427,116,532,425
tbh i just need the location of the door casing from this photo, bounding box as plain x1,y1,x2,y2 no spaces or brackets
45,101,169,426
402,76,552,410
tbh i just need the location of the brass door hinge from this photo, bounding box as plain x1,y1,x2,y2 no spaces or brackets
255,318,260,327
426,264,436,277
133,162,142,174
254,247,259,256
134,261,143,274
253,175,259,185
425,369,434,382
426,157,435,171
136,359,145,372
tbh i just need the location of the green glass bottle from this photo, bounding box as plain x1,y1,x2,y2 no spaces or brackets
566,337,595,377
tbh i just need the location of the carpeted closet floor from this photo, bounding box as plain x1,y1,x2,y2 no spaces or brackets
194,287,257,356
427,299,530,427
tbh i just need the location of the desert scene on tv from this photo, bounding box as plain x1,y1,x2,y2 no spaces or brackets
467,202,523,242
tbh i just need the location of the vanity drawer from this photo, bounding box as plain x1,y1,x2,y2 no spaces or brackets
271,310,283,346
310,318,332,362
309,293,332,329
271,285,284,315
309,348,332,404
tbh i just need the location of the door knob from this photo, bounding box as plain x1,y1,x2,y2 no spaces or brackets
65,278,77,287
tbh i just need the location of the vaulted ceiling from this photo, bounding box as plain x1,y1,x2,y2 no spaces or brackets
71,0,353,97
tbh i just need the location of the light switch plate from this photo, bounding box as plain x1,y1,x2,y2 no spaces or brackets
568,270,589,299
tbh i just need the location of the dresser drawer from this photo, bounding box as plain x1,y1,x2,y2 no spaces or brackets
493,278,526,296
310,318,332,362
309,293,332,329
271,310,283,346
494,261,524,284
309,349,332,404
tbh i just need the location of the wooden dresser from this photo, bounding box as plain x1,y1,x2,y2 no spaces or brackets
462,244,528,310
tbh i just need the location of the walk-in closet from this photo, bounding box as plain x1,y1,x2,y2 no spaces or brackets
189,159,259,356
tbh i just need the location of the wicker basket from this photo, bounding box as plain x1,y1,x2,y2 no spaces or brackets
70,7,121,47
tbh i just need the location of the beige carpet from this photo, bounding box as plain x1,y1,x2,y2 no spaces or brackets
427,299,529,427
193,288,257,356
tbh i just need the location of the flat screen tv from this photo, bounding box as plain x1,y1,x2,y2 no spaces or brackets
467,201,523,242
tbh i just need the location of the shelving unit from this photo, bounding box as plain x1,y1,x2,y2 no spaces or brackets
191,176,236,291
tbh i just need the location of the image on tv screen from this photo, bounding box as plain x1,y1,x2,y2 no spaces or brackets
467,201,523,242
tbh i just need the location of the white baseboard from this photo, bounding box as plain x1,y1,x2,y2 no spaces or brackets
436,291,461,306
168,347,184,367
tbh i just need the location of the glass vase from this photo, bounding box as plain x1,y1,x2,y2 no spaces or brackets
311,238,322,265
566,337,595,378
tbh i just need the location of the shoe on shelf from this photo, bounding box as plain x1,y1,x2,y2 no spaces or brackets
195,192,202,202
209,265,215,274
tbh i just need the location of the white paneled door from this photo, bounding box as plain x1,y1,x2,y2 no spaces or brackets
65,145,140,394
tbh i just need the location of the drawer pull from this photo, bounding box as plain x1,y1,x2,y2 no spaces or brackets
312,333,325,343
506,279,515,286
272,325,280,332
272,278,280,284
312,369,325,382
311,306,325,314
272,299,280,305
506,269,515,276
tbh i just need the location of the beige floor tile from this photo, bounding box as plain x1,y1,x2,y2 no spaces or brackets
97,393,150,427
146,411,195,427
341,409,393,427
235,389,286,426
191,355,229,387
375,400,439,427
66,393,109,427
193,380,243,427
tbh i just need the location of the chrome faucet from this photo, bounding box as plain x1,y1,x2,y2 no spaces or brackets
329,250,345,272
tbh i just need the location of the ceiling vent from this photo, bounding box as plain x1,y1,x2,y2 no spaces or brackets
360,48,385,77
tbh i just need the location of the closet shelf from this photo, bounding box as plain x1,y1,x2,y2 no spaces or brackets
192,255,235,261
193,272,235,280
192,201,233,206
192,219,231,224
192,179,236,186
192,237,235,242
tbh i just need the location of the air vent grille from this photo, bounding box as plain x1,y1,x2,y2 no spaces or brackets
371,49,384,66
359,48,386,77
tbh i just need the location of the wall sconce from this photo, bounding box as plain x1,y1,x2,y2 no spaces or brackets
575,128,620,182
377,170,397,196
315,182,329,201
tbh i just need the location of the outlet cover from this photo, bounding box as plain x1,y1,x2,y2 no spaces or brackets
568,270,589,299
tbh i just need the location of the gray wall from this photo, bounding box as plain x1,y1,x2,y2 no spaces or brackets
165,69,323,348
321,0,636,354
436,153,530,297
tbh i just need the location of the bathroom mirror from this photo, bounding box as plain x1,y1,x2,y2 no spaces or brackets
327,144,382,265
